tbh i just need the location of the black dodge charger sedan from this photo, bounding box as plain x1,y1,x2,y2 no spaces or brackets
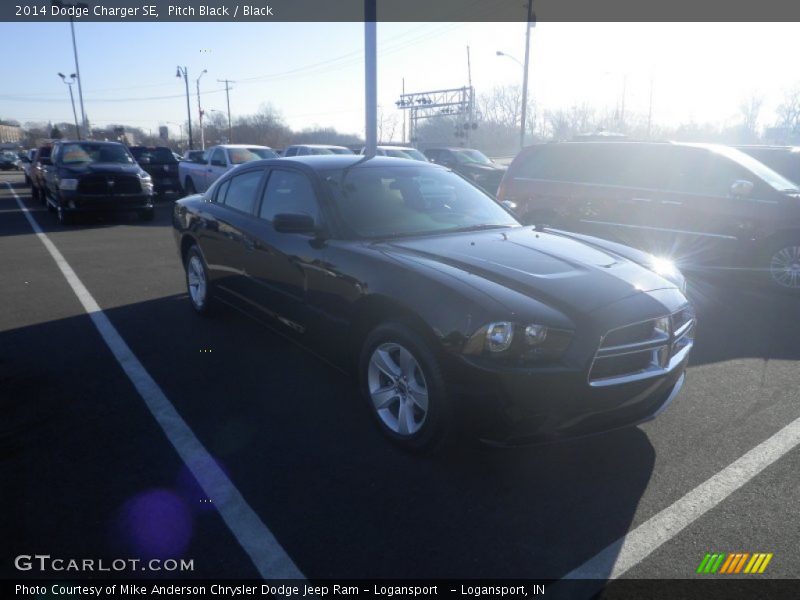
44,140,155,225
173,156,695,450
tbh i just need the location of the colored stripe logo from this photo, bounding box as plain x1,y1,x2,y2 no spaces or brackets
696,552,773,574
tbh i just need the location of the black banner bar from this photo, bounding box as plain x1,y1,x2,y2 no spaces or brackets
4,0,800,23
6,579,800,600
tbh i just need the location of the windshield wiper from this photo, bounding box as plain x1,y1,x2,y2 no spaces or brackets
443,224,513,234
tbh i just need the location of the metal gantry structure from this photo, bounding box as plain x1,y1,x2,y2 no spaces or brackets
395,86,478,147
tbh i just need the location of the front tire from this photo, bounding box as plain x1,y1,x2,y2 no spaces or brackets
56,205,72,226
184,178,196,195
359,322,451,452
185,245,216,316
138,207,155,222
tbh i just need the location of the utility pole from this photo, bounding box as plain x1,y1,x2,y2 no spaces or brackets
217,79,234,142
364,0,377,157
196,69,207,150
520,0,535,151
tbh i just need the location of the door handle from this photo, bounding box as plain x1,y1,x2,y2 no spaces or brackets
660,200,683,206
631,197,652,203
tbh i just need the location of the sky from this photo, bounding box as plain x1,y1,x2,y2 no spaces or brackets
1,21,799,140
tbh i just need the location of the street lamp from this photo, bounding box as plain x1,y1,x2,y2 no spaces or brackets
176,66,194,150
58,72,81,140
196,69,208,151
52,1,89,139
496,50,523,67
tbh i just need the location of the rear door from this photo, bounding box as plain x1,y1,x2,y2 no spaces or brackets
199,168,266,298
238,167,325,334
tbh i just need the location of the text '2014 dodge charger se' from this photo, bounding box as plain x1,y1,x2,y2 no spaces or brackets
173,156,695,451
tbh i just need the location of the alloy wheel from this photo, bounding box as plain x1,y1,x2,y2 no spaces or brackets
367,342,429,436
770,244,800,289
187,255,207,308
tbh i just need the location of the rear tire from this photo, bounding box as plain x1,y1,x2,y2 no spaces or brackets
763,236,800,294
185,245,216,316
358,321,452,453
138,208,155,222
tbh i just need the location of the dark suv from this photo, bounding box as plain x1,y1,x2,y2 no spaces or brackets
498,142,800,292
129,146,181,197
423,147,506,195
44,140,154,225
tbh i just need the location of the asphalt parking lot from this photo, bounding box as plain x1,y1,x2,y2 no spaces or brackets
2,169,799,585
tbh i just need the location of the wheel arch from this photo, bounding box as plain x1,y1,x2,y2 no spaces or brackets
348,295,441,371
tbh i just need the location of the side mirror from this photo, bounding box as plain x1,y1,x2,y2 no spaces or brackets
21,156,31,163
273,213,316,234
730,179,754,198
139,157,151,165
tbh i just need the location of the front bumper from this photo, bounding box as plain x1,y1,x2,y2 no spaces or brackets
57,190,153,212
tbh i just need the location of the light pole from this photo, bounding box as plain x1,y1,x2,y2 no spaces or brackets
52,1,89,138
496,50,525,141
196,69,208,151
176,66,194,150
58,72,80,140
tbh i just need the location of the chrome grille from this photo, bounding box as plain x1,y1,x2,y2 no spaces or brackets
77,174,142,195
588,308,695,387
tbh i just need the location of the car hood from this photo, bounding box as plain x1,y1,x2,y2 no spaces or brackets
378,227,676,314
61,162,144,176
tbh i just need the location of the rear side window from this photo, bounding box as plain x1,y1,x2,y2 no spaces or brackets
259,169,319,224
222,170,263,213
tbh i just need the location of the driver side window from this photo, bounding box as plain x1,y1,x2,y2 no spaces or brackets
259,170,320,225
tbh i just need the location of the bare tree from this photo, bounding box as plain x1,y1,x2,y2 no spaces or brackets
775,85,800,142
739,94,763,141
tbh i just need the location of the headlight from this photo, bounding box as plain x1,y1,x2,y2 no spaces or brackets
486,322,514,352
59,178,78,191
464,321,573,363
649,256,686,293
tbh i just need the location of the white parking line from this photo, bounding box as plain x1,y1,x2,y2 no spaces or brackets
8,183,306,581
562,399,800,583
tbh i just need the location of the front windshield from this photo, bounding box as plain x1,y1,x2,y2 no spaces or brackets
323,165,518,239
60,143,134,165
228,147,270,164
454,149,492,165
703,144,799,192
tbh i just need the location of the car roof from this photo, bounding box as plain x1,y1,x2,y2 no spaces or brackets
424,146,480,152
246,155,442,170
217,144,272,149
377,145,420,151
56,139,125,146
288,144,349,149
